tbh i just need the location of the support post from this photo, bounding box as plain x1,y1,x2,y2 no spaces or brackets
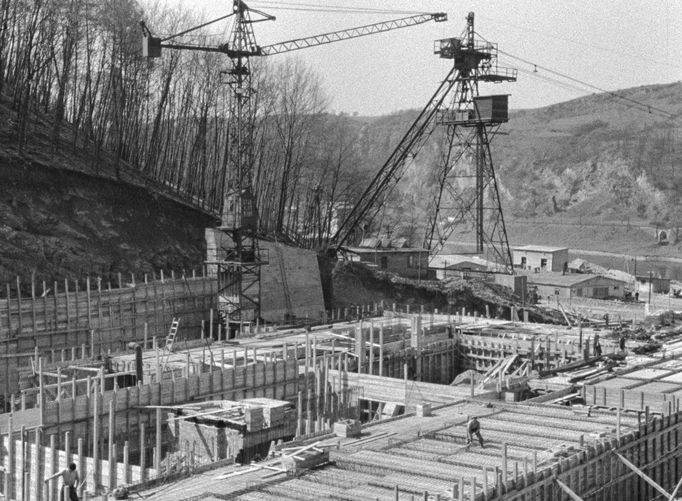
155,408,162,473
555,478,584,501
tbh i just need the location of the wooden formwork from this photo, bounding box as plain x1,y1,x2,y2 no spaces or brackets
582,383,681,413
0,274,217,399
0,357,300,500
326,407,682,501
39,358,300,437
495,412,682,501
0,433,156,501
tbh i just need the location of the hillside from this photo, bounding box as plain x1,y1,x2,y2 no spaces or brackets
2,81,681,285
0,94,215,285
498,82,682,220
357,82,682,255
495,82,682,255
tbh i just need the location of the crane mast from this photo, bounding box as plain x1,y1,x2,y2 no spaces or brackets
332,12,516,274
141,1,446,334
424,12,516,271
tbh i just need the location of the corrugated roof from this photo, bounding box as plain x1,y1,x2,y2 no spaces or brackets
513,245,569,253
359,237,381,248
346,247,428,254
523,272,627,287
568,258,589,268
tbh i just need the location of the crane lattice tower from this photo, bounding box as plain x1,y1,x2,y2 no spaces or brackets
423,12,516,273
142,1,447,332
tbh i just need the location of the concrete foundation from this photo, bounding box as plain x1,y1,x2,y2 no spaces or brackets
205,230,326,323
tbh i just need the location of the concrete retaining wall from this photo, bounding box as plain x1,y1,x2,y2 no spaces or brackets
205,230,325,323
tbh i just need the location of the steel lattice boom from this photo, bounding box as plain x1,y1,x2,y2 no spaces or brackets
333,12,517,274
260,13,446,55
141,1,448,330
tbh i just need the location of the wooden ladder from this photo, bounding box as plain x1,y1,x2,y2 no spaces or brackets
165,318,180,352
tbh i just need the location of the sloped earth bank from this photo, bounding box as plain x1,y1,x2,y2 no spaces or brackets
0,157,215,285
326,260,563,323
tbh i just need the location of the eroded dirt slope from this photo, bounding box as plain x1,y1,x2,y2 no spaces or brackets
0,156,214,284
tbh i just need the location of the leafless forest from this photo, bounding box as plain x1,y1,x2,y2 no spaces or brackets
1,0,385,246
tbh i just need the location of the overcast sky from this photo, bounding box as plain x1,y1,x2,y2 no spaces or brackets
173,0,681,115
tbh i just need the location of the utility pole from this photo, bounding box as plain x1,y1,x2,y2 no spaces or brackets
649,270,653,307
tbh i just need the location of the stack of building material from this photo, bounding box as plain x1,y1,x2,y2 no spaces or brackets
242,398,289,427
334,419,362,438
280,443,330,473
381,402,402,418
416,403,432,417
282,449,330,473
244,406,264,432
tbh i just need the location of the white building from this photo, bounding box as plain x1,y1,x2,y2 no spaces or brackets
513,245,569,273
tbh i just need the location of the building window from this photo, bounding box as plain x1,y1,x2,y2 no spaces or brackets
521,256,527,268
576,288,583,297
554,288,560,295
407,255,416,268
541,258,548,270
380,256,388,269
594,287,609,298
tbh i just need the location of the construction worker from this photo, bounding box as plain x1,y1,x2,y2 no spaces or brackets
594,334,602,358
44,462,80,501
466,416,484,448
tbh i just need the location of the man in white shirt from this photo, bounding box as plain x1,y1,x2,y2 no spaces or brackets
44,462,80,501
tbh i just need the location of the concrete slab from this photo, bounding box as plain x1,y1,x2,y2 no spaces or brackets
625,381,681,394
621,368,674,380
651,359,682,371
136,400,640,501
659,372,682,385
592,377,644,390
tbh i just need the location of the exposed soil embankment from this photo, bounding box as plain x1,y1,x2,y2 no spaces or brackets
329,261,448,310
327,261,561,322
0,157,214,284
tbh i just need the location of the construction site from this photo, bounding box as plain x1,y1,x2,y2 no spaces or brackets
2,1,682,500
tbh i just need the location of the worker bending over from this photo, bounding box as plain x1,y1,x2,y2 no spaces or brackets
467,416,484,448
44,462,80,501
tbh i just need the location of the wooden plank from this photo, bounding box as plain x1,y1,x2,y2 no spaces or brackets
65,279,70,330
555,477,583,501
31,279,36,336
615,452,670,499
16,277,22,336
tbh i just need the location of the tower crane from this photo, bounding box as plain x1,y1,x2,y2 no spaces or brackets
332,12,516,274
141,1,446,334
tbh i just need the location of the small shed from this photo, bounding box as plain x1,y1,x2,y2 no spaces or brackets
347,247,429,280
636,275,671,294
568,258,589,274
432,255,492,278
525,273,627,300
513,245,569,273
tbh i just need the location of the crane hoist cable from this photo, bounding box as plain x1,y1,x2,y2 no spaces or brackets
251,1,428,16
478,13,682,71
496,48,676,120
474,29,676,121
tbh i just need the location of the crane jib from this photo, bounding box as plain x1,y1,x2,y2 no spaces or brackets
260,13,447,57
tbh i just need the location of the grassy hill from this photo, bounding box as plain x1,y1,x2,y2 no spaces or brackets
355,82,682,255
498,82,682,220
495,82,682,255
